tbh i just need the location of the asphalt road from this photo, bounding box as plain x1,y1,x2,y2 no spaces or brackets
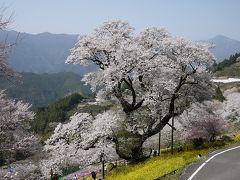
181,146,240,180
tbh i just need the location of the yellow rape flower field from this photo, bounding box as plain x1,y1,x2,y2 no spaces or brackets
106,132,240,180
77,132,240,180
106,148,213,180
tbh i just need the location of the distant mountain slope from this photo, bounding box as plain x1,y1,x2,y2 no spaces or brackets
1,30,240,72
0,30,95,74
0,72,92,107
207,35,240,62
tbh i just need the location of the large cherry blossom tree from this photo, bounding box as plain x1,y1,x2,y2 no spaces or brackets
66,20,215,161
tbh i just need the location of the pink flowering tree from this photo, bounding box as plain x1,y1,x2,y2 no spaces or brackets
185,115,227,143
180,102,228,147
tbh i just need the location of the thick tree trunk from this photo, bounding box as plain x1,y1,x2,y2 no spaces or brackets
113,113,175,162
114,133,146,162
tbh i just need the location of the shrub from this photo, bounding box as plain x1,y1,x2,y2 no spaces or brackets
192,138,205,149
234,132,240,142
62,166,80,176
214,86,225,102
220,135,233,142
107,163,116,172
185,115,227,145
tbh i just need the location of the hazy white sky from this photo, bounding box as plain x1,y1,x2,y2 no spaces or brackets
1,0,240,40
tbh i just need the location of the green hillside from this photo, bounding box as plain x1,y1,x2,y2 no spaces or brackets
0,72,92,107
31,93,114,142
213,52,240,77
214,62,240,77
31,93,84,140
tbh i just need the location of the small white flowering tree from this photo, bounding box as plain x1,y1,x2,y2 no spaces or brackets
0,89,37,160
219,88,240,124
0,11,19,79
67,20,215,161
0,11,37,165
41,111,120,177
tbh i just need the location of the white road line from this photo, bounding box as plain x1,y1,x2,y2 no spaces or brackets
187,146,240,180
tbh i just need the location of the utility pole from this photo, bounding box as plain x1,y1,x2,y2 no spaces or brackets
171,116,174,154
158,130,161,156
100,152,105,179
102,157,105,179
158,110,162,156
171,103,175,155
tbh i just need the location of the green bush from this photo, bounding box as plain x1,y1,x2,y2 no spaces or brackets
214,86,225,102
0,151,7,166
192,138,205,149
0,150,15,166
62,165,80,176
220,135,233,142
107,163,116,172
199,140,227,149
15,150,28,161
234,132,240,142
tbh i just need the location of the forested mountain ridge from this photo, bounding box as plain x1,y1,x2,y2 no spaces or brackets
0,72,92,107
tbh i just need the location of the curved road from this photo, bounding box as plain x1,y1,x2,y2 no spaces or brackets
181,146,240,180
